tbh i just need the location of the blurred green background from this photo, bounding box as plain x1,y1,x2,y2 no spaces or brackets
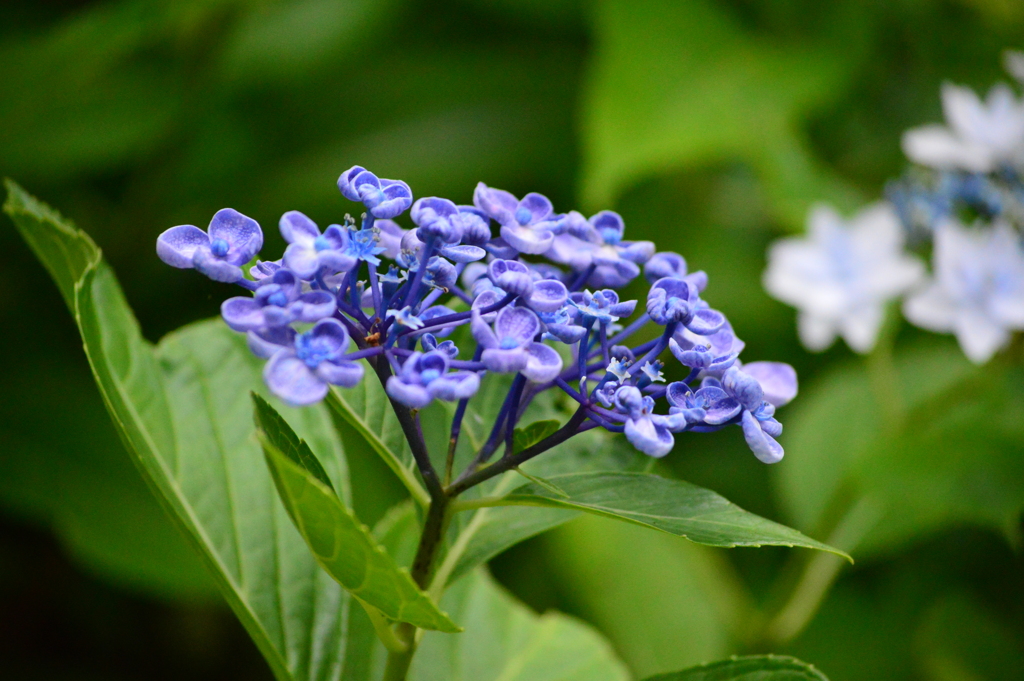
1,0,1023,679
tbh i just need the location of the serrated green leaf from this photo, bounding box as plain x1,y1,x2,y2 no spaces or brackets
326,383,430,507
5,181,364,681
641,655,829,681
253,392,335,492
487,472,848,558
513,419,561,453
257,400,459,633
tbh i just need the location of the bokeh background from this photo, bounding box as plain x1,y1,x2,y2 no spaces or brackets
2,1,1023,679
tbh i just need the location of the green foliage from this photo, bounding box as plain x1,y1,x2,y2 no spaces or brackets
513,419,561,453
581,0,864,226
641,655,828,681
490,471,848,557
256,397,459,633
776,340,1024,557
5,181,361,681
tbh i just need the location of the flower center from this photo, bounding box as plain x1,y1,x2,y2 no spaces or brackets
210,238,230,257
313,235,331,252
599,227,621,245
267,292,288,307
420,369,441,384
295,333,334,368
499,337,520,350
515,207,533,225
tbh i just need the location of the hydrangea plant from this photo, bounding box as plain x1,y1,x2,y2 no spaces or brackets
7,172,845,681
766,51,1024,364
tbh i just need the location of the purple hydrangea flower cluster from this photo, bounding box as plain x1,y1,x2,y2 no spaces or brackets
157,166,797,463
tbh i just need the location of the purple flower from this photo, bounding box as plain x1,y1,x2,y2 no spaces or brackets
421,333,458,357
569,289,637,324
472,307,563,382
412,197,464,243
157,208,263,283
279,211,357,279
546,210,654,287
539,304,587,343
250,259,282,281
456,206,493,245
646,277,725,334
221,269,335,331
338,166,413,219
614,386,681,458
264,319,364,405
741,361,798,407
473,183,561,254
721,366,785,464
671,320,745,375
644,252,688,283
385,351,480,408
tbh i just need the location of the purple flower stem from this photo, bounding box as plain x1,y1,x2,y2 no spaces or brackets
398,235,437,309
447,406,589,495
366,262,383,321
599,323,611,366
336,298,371,329
626,322,677,378
235,278,259,292
448,285,474,306
585,410,625,432
343,346,386,361
568,264,596,292
502,375,528,457
577,321,594,394
445,346,484,485
554,377,588,405
416,288,444,314
396,293,516,339
333,311,368,348
607,313,650,346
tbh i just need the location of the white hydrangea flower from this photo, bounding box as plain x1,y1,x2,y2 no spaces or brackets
1004,50,1024,84
903,220,1024,364
902,82,1024,173
764,203,924,354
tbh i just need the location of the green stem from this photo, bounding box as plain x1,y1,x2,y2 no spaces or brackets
359,600,408,654
763,496,883,644
866,303,905,430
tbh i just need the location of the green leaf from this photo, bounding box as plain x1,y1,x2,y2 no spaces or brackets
487,471,849,558
253,392,335,492
543,515,747,677
5,181,364,681
775,339,1024,556
363,503,631,681
580,0,864,226
513,419,561,453
641,655,829,681
257,401,459,633
326,383,430,507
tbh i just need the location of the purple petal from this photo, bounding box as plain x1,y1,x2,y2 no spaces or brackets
500,224,555,255
546,234,598,269
481,347,529,373
316,249,358,274
372,181,413,218
292,291,337,323
701,389,742,425
265,350,328,406
307,318,350,358
741,411,784,464
472,290,502,323
386,377,433,408
193,250,243,283
644,252,687,282
624,417,674,457
471,310,499,349
665,381,691,408
619,241,655,264
337,165,368,201
157,225,209,269
608,299,637,318
474,182,519,224
428,372,480,401
723,366,764,411
518,193,553,224
247,327,295,359
279,210,320,245
522,342,563,382
741,362,798,407
283,242,320,279
494,306,541,345
686,308,726,335
589,210,625,239
221,297,267,331
376,219,407,259
528,280,568,313
208,208,262,265
411,197,459,226
440,244,486,263
316,360,365,388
